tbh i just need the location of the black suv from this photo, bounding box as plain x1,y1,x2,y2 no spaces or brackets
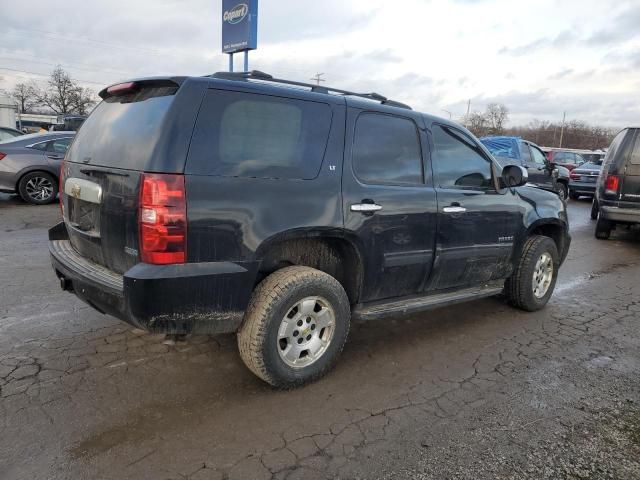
592,127,640,238
49,72,571,387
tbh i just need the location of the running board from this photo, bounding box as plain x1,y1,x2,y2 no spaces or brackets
352,282,504,322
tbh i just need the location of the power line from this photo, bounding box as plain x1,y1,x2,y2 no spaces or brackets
310,73,325,85
0,67,106,86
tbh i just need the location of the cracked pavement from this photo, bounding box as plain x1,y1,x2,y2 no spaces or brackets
1,194,639,479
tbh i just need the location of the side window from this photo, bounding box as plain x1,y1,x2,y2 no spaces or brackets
603,130,626,167
631,132,640,165
574,153,585,165
48,138,72,154
530,146,547,166
352,113,423,185
30,142,48,151
187,90,333,179
432,125,493,190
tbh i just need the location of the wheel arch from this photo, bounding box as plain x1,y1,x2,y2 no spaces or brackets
254,229,365,305
523,219,569,264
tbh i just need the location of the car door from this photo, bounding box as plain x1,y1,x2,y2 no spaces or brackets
45,137,72,167
525,142,554,190
427,123,520,291
342,107,437,302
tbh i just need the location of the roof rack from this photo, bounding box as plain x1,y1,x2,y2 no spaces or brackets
208,70,412,110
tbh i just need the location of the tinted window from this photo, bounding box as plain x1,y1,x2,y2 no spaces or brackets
352,113,423,185
30,141,49,151
188,90,332,179
48,137,72,153
519,142,531,163
631,132,640,165
604,130,626,167
67,86,177,170
530,145,547,166
432,125,492,189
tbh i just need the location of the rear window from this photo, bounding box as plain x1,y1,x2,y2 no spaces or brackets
186,90,332,179
66,86,177,170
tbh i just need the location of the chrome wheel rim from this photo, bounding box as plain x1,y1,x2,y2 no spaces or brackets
532,252,554,298
25,176,53,201
277,296,335,368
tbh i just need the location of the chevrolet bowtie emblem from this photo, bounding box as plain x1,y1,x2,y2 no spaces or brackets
70,184,81,198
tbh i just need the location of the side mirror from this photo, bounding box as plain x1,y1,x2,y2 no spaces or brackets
501,165,528,188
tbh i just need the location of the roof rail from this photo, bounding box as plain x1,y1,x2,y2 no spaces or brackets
208,71,412,110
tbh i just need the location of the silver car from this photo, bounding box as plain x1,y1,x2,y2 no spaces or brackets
0,132,75,204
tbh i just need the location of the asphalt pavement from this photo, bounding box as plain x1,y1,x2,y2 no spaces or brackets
0,194,639,480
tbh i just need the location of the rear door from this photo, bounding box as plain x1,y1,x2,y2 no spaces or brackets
342,107,437,302
61,79,198,274
620,129,640,206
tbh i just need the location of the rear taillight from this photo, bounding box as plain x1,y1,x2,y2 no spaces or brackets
570,171,580,180
139,173,187,265
0,152,6,161
604,174,620,196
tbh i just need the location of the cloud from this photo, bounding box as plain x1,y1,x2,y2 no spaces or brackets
587,4,640,46
499,30,578,56
548,68,574,80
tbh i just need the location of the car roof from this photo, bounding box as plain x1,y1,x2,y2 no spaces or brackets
0,131,75,146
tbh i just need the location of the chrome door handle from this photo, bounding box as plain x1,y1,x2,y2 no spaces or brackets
443,206,466,213
351,203,383,212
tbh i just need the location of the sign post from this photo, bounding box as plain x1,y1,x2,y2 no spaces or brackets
222,0,258,72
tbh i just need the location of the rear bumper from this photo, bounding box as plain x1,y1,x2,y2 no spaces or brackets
599,206,640,224
569,181,596,194
49,222,258,334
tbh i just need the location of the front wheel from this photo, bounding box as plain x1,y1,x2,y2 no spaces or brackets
238,266,351,388
505,235,559,312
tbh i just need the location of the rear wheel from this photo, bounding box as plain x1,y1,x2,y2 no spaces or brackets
590,198,599,220
505,235,559,312
18,171,58,205
569,190,580,200
238,266,350,388
595,212,612,240
555,181,568,201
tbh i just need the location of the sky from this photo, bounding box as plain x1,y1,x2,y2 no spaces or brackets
0,0,639,127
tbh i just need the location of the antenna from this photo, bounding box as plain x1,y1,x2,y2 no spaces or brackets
311,73,325,86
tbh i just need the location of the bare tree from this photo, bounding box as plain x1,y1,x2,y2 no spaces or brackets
485,103,509,134
12,82,39,113
37,66,95,115
464,111,489,137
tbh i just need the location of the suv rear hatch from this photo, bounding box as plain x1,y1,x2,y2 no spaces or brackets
61,78,198,274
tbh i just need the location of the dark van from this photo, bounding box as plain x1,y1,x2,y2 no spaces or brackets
50,72,570,387
592,127,640,238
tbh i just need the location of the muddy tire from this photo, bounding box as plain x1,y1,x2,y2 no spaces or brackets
237,266,350,388
505,235,559,312
18,171,58,205
590,198,599,220
595,213,612,240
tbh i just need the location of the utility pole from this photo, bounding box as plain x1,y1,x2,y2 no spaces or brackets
466,99,471,117
442,109,452,119
311,73,325,86
559,111,566,148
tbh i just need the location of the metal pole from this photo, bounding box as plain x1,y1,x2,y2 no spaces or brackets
229,53,234,72
559,111,566,148
466,99,471,117
244,51,249,72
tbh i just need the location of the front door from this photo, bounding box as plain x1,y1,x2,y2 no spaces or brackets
342,108,437,302
427,123,520,291
525,142,555,190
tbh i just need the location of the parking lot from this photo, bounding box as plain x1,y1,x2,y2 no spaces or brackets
0,194,639,479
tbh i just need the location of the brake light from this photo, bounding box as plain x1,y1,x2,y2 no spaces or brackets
569,171,580,180
604,174,620,195
139,173,187,264
107,81,137,95
0,152,6,161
